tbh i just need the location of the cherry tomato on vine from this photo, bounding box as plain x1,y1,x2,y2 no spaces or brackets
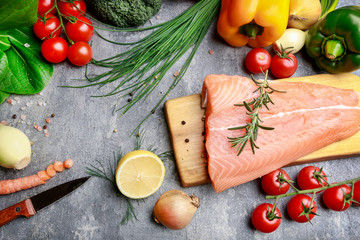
297,166,328,192
41,37,68,63
38,0,56,15
33,14,61,40
323,184,352,211
245,48,271,74
67,42,93,66
251,203,281,233
353,181,360,206
270,51,298,79
261,169,291,195
287,194,317,223
66,16,94,42
58,0,87,17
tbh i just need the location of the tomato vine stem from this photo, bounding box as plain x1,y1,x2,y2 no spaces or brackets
266,176,360,199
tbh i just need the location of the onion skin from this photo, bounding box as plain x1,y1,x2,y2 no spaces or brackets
0,125,31,169
288,0,321,30
153,189,200,230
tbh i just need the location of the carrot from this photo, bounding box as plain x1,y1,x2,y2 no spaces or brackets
53,161,65,172
64,159,74,169
0,175,45,195
0,159,74,195
46,164,57,177
37,170,51,182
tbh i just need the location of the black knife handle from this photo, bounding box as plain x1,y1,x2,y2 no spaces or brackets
0,199,36,227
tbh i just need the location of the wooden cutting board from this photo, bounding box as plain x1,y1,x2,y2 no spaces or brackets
164,73,360,188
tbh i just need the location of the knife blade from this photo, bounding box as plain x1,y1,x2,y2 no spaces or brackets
0,176,90,227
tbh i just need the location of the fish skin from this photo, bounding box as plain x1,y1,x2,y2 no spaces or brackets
202,75,360,193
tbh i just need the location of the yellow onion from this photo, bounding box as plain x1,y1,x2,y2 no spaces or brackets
288,0,321,30
153,189,200,230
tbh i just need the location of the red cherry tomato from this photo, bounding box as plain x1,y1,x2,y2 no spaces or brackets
38,0,56,15
261,169,291,195
297,166,328,192
323,184,352,211
353,181,360,207
245,48,271,74
287,194,317,223
58,0,87,17
67,42,93,66
33,14,61,40
66,16,94,42
270,53,298,79
41,37,68,63
251,203,281,233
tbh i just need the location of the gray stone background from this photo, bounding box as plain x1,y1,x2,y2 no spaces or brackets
1,1,360,239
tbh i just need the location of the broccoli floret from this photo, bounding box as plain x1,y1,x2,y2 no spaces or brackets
85,0,161,28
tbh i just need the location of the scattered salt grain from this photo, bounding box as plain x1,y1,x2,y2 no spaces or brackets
45,132,49,137
209,49,214,55
38,101,43,106
24,43,30,48
7,99,12,104
1,121,7,125
21,106,27,111
20,115,26,121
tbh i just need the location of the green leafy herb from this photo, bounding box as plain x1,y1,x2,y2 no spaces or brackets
0,1,53,104
0,0,38,30
0,28,53,95
228,71,285,156
0,91,9,103
86,130,174,224
65,0,221,134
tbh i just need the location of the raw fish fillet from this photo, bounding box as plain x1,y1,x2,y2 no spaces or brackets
201,75,360,193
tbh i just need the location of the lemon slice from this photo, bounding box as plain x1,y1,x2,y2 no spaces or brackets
115,150,165,199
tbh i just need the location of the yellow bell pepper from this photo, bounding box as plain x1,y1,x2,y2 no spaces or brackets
217,0,290,48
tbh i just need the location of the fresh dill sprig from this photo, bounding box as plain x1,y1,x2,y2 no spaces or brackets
63,0,221,134
85,130,174,224
85,150,138,225
228,71,285,156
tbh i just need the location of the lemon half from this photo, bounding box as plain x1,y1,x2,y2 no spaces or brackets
115,150,165,199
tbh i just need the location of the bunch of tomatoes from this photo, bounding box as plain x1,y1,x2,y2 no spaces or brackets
34,0,93,66
245,47,298,79
252,166,360,233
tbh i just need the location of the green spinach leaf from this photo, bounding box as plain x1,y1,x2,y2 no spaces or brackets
0,27,53,94
0,0,38,30
0,91,9,104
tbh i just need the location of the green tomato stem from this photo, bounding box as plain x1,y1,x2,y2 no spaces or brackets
54,0,74,45
266,176,360,200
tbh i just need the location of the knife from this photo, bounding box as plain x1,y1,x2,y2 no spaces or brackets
0,176,90,227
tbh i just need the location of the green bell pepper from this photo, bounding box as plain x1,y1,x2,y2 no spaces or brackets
305,6,360,74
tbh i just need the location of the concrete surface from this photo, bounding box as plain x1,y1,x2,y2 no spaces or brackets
1,1,360,239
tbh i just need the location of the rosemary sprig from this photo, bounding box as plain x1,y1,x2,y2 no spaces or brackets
228,71,285,156
63,0,221,134
85,130,174,224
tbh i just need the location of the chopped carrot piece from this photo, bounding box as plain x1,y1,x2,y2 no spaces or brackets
37,170,51,182
53,161,65,172
64,159,74,169
46,164,57,177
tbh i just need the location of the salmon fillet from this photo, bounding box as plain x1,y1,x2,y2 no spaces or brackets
201,75,360,193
